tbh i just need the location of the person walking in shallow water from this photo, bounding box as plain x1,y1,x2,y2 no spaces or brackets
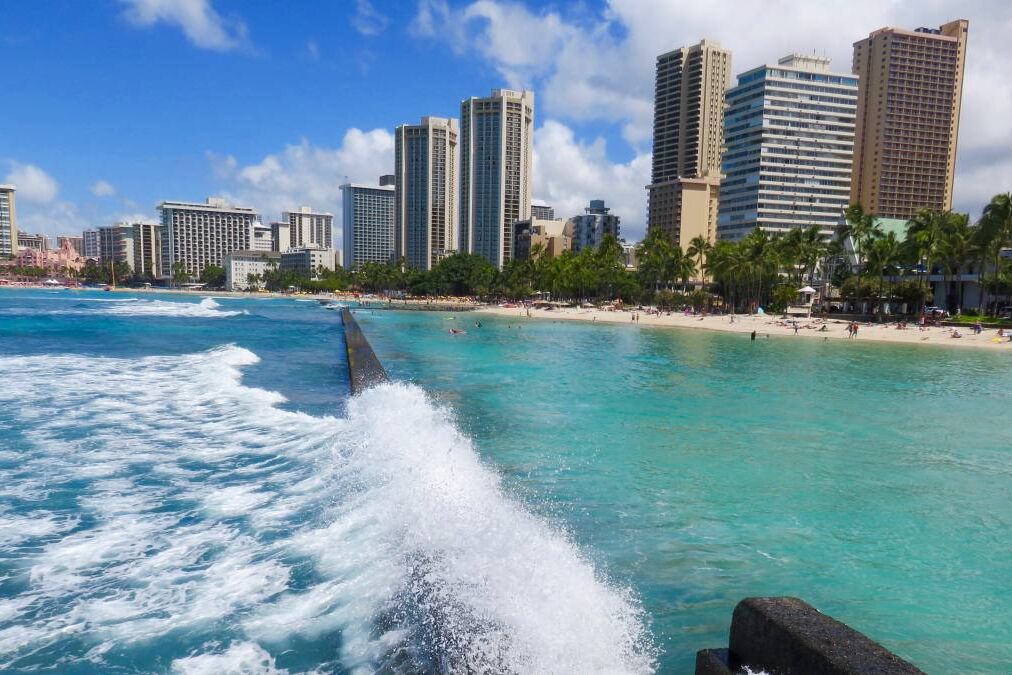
750,330,756,341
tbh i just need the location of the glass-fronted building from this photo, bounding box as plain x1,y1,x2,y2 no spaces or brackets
718,55,858,241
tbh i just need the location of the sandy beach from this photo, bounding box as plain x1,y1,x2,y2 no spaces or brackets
477,305,1012,351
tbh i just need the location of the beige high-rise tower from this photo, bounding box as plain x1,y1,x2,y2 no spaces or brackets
395,116,459,271
851,20,968,218
647,39,731,247
460,89,534,268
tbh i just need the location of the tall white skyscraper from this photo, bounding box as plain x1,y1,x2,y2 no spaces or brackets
0,185,16,258
395,117,459,271
341,175,395,270
719,54,858,241
158,198,260,279
459,89,534,268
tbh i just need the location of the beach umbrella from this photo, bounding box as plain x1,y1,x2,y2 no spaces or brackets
798,286,817,294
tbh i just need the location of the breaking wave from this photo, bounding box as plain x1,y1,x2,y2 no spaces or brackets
0,297,244,318
0,346,655,672
101,297,245,317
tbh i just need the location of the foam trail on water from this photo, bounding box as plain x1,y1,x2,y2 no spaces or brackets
102,296,245,317
0,347,655,672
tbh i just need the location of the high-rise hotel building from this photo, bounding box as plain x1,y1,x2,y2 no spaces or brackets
82,229,101,259
0,184,16,258
851,20,968,218
99,222,162,277
283,206,334,250
158,198,259,279
341,175,395,269
460,89,534,268
719,55,858,241
395,116,459,271
647,40,731,247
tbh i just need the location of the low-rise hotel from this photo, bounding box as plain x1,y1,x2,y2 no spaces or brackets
224,250,280,291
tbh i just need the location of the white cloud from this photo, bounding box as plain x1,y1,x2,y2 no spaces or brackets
91,180,116,197
115,212,158,225
534,121,650,241
119,0,249,52
350,0,389,36
415,0,1012,218
4,162,59,204
207,129,395,236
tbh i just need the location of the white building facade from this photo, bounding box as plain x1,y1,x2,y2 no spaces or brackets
225,250,280,291
0,185,16,258
719,54,858,241
280,247,335,279
459,89,534,267
252,223,273,252
283,207,333,250
157,198,260,280
341,176,395,269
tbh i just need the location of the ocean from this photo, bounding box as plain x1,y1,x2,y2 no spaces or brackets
0,289,1009,673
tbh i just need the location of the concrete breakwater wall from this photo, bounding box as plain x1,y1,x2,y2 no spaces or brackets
341,308,389,395
696,597,924,674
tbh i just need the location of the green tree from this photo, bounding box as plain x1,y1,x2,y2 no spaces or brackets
865,231,902,321
685,235,711,283
938,214,974,313
171,261,190,285
199,265,226,289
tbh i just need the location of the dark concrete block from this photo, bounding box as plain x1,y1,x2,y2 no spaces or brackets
341,308,389,394
695,648,734,675
728,597,924,674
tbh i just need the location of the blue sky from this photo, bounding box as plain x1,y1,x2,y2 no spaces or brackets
4,1,1010,243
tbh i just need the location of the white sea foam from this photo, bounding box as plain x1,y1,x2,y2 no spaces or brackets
0,346,655,672
0,296,244,318
170,641,289,675
101,297,245,317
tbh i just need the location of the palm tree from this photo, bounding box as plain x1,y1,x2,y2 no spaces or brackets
938,214,974,313
905,208,946,315
686,235,711,284
635,229,674,293
842,203,876,289
978,193,1012,314
865,232,901,321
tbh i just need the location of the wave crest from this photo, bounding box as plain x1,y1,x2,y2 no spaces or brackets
0,347,655,672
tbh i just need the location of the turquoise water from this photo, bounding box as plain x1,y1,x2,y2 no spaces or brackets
356,309,1012,673
3,289,1010,673
0,290,653,673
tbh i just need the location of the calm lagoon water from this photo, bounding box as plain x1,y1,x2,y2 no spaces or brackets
1,289,1010,673
356,308,1012,673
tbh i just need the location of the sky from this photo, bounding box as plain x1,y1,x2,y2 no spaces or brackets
3,0,1011,244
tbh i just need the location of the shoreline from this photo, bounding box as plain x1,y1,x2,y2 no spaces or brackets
7,285,1009,351
476,305,1012,351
